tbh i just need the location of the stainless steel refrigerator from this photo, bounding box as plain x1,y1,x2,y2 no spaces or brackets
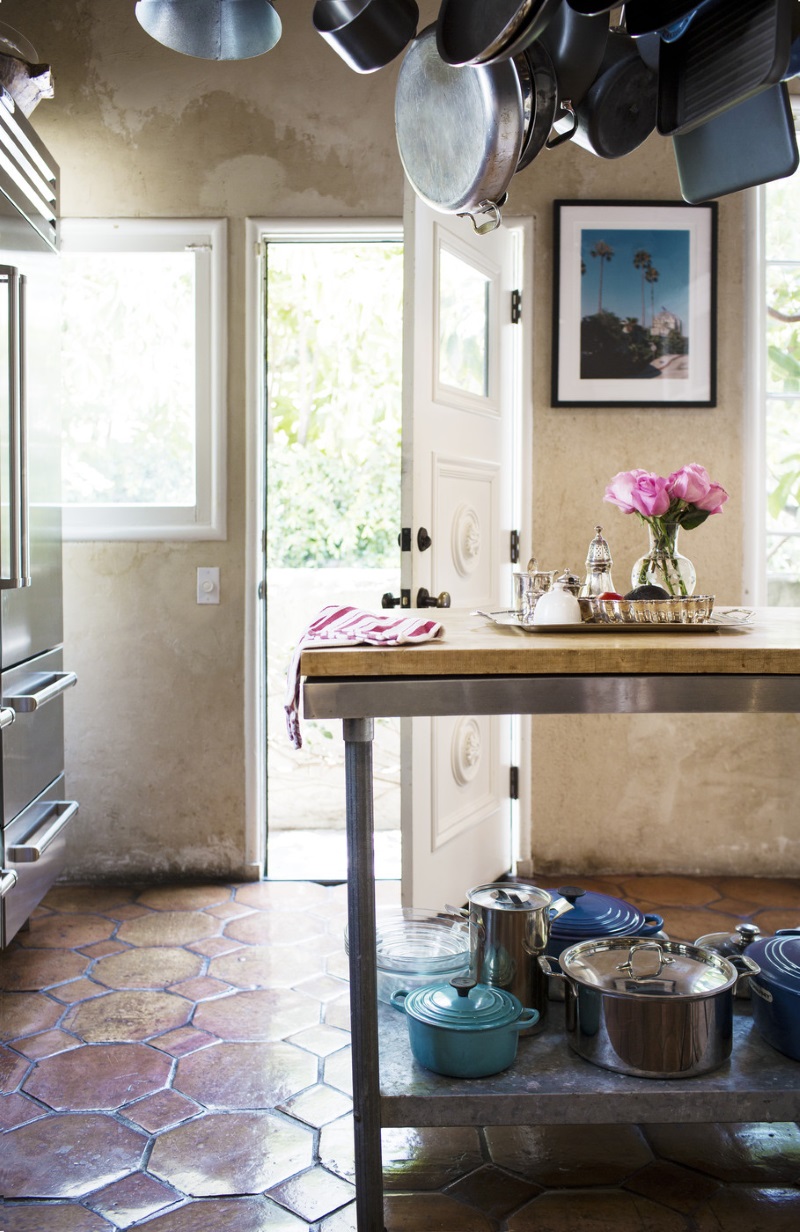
0,89,78,946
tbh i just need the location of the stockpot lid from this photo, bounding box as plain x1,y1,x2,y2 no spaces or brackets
468,882,554,912
748,930,800,995
401,977,524,1030
547,885,649,940
395,25,525,215
559,937,738,998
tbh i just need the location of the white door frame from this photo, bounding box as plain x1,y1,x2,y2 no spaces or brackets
244,215,534,880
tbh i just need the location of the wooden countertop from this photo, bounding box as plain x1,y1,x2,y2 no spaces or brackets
300,607,800,680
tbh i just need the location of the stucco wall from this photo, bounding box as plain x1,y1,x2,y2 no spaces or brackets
8,0,799,879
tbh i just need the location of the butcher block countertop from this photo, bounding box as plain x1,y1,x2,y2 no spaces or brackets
299,607,800,681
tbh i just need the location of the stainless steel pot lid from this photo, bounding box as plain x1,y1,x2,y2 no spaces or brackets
748,931,800,994
546,885,651,939
468,882,553,911
401,977,523,1030
395,25,524,216
559,938,738,998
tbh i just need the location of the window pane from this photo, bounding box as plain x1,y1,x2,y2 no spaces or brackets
61,251,196,506
438,248,489,397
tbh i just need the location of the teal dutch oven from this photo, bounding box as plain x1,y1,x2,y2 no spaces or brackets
391,974,539,1077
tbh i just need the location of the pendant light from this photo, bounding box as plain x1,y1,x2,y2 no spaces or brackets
134,0,282,60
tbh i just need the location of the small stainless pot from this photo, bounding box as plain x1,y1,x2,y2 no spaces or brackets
540,937,758,1079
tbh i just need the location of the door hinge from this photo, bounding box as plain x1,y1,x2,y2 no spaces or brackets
510,529,520,564
398,528,412,552
511,288,522,324
510,766,519,800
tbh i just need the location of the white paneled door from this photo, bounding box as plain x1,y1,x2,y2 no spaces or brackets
399,190,525,908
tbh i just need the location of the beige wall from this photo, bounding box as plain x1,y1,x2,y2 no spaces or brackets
8,0,799,880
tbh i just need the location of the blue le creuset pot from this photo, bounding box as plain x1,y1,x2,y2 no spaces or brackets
391,975,539,1077
747,929,800,1061
545,885,665,958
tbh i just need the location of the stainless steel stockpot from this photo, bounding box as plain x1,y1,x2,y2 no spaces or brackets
540,937,757,1078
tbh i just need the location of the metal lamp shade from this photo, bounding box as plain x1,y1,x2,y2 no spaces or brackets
134,0,282,60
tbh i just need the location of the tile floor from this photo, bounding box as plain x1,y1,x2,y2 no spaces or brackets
2,873,800,1231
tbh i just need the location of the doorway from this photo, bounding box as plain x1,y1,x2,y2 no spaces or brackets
255,222,404,881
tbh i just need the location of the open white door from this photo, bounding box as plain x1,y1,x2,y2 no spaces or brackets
400,189,527,908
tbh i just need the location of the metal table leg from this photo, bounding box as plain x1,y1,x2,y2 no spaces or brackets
343,717,385,1232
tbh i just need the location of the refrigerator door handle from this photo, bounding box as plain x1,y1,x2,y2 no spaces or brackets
5,671,78,713
6,801,80,863
0,869,19,896
0,706,15,729
0,265,30,589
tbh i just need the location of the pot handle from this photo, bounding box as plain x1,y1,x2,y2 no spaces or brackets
513,1007,540,1032
390,990,409,1013
616,941,675,981
545,101,577,149
729,954,761,986
457,199,503,235
640,913,665,936
538,954,567,983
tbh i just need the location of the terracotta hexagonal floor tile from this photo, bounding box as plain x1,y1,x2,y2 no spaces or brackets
122,1087,202,1133
12,1028,83,1060
484,1123,653,1187
267,1164,355,1222
0,1090,47,1130
87,1170,179,1227
287,1023,350,1057
618,875,720,908
382,1192,495,1231
116,911,219,948
643,1122,800,1185
209,941,329,989
16,913,116,949
234,881,329,910
1,990,64,1040
3,1111,146,1198
0,1043,30,1093
23,1042,171,1111
193,988,320,1042
120,1196,307,1231
62,990,191,1043
446,1163,542,1219
381,1126,484,1193
92,946,204,990
136,885,233,911
173,1040,317,1109
2,1204,115,1232
148,1110,314,1195
506,1189,688,1231
715,878,800,910
624,1159,721,1213
323,1046,352,1095
753,906,800,934
223,910,327,947
278,1082,352,1129
50,977,107,1005
42,885,135,914
693,1186,800,1230
0,948,87,991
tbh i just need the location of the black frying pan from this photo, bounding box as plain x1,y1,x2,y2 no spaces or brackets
436,0,561,67
623,0,701,38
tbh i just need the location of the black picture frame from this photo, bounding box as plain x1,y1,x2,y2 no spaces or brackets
551,199,718,408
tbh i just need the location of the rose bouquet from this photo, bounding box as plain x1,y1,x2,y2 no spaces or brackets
603,464,728,596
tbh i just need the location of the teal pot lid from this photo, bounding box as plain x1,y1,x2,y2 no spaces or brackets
402,978,522,1030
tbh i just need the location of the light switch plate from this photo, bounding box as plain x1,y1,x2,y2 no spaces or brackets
197,566,220,604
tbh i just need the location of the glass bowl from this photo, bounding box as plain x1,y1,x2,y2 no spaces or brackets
344,907,470,1003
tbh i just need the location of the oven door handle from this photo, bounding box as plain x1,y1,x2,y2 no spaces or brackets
0,869,18,896
6,800,80,863
5,671,78,713
0,706,15,729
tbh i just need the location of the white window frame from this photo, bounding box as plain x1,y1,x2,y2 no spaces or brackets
744,100,800,605
60,218,227,541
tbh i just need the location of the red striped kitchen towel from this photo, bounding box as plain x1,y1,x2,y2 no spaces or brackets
285,604,444,749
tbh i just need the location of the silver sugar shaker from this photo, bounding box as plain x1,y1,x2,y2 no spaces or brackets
579,525,616,598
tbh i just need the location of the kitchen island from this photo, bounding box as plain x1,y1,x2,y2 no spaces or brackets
300,607,800,1232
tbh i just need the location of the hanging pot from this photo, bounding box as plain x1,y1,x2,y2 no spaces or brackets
545,885,665,958
515,40,577,173
623,0,702,38
570,30,658,159
395,25,528,232
391,974,539,1077
537,1,609,108
747,929,800,1061
435,0,562,68
540,937,759,1078
312,0,418,74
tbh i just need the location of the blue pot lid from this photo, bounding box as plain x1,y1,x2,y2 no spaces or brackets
402,979,522,1030
547,885,647,939
748,931,800,995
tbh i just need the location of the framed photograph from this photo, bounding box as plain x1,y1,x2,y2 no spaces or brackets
551,200,718,407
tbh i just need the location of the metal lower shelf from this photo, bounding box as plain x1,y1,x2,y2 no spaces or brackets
378,1002,800,1127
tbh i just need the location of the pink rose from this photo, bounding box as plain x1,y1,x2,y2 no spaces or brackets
604,469,671,518
692,482,728,514
667,463,711,504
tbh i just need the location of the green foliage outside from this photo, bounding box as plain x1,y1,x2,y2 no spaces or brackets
765,164,800,592
266,242,403,568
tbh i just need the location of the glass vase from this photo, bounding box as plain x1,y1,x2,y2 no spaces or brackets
631,522,696,597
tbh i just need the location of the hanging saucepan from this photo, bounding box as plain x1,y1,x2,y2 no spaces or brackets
569,30,658,159
395,25,528,232
436,0,562,68
537,1,609,108
515,40,577,173
312,0,418,74
623,0,703,38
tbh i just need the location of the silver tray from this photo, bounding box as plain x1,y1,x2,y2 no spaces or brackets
474,608,754,634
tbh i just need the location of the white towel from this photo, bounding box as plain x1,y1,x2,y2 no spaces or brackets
284,604,445,749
